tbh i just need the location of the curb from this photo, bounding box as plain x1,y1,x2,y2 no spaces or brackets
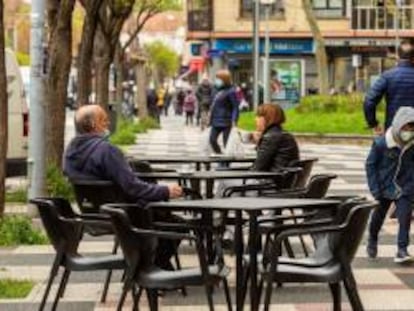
293,133,374,145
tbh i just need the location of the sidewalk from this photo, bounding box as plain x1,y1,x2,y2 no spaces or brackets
1,114,413,310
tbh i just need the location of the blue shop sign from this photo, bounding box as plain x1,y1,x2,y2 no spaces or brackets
214,39,314,54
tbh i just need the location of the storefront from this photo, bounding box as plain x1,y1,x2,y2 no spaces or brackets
325,38,396,93
211,38,315,104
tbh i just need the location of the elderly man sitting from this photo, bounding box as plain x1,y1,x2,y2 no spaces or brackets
64,104,183,270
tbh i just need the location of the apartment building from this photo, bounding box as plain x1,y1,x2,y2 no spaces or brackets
185,0,414,100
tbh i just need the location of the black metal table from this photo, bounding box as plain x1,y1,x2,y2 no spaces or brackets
129,155,256,171
148,197,339,311
135,170,285,198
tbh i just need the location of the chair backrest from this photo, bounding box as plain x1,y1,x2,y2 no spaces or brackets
324,202,376,264
303,174,337,199
30,198,81,254
290,158,318,188
71,179,127,214
101,204,157,271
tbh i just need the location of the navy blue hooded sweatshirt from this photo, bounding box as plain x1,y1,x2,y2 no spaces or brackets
63,134,169,205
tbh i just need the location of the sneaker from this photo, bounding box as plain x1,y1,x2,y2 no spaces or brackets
394,249,413,264
366,242,378,259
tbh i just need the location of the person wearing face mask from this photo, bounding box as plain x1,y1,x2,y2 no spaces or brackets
366,106,414,263
209,69,240,154
64,104,183,270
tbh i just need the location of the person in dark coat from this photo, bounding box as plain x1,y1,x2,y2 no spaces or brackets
366,107,414,263
64,104,183,270
364,38,414,135
146,87,159,123
209,69,239,154
196,78,213,129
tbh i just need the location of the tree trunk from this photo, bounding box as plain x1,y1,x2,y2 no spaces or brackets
302,0,329,95
45,0,75,168
0,1,8,217
114,46,124,118
77,0,101,106
95,56,111,111
136,58,148,118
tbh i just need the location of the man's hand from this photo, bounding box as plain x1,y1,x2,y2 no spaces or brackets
373,125,384,136
168,184,183,199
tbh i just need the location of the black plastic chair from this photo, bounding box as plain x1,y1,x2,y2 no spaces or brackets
70,179,127,302
30,198,125,311
290,158,318,188
101,204,233,311
261,201,377,311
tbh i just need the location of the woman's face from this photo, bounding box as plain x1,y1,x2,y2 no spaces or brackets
255,116,266,132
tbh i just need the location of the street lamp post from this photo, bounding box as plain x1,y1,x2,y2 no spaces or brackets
260,0,275,103
252,0,260,109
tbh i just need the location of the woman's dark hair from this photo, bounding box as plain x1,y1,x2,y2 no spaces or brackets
256,103,285,127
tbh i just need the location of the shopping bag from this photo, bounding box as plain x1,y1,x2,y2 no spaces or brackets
224,128,245,157
199,127,213,155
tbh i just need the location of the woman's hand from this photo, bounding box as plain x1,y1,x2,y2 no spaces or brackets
252,131,262,144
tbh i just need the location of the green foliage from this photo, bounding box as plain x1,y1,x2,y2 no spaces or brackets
144,41,180,83
139,117,160,130
16,52,30,66
5,187,27,203
46,165,75,202
133,0,182,12
238,94,386,135
0,216,48,246
295,93,384,114
110,117,159,145
0,280,34,298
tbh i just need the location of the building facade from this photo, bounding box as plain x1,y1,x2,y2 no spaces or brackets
185,0,414,101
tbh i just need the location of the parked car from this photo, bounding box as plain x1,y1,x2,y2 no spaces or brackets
7,49,29,177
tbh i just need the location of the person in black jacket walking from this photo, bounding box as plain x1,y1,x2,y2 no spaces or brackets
364,38,414,135
209,70,240,154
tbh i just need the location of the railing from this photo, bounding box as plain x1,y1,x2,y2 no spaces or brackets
188,9,213,31
352,6,414,30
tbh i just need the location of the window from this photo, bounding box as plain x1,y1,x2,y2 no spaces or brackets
187,0,213,31
312,0,346,18
240,0,285,18
352,0,414,29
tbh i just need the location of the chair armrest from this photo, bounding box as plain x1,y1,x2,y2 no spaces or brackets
222,182,278,197
131,227,197,242
58,215,112,228
78,213,111,221
215,166,252,171
259,218,334,235
257,210,319,224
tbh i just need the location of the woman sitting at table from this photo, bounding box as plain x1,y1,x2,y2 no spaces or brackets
217,103,299,196
252,103,299,171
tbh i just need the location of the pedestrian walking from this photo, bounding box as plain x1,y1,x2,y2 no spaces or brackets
209,70,240,154
183,89,196,126
366,107,414,264
364,38,414,135
146,87,159,123
175,88,185,116
196,78,213,129
157,85,166,117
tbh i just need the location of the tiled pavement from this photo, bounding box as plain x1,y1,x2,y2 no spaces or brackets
3,114,414,310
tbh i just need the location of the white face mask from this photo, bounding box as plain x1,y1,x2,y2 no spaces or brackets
400,130,414,142
214,78,223,88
